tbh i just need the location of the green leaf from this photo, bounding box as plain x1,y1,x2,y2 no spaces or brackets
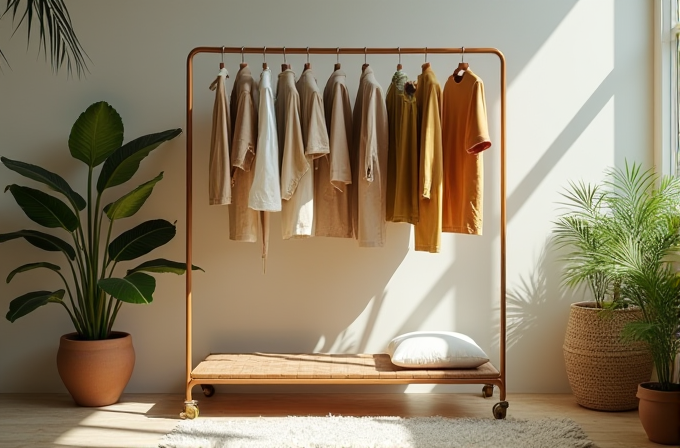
96,129,182,193
5,184,78,232
108,219,176,262
98,272,155,304
0,157,86,210
126,258,204,276
6,289,65,323
6,262,61,283
103,172,163,221
68,101,124,167
0,230,76,259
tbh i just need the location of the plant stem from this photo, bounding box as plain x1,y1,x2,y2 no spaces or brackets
108,300,122,334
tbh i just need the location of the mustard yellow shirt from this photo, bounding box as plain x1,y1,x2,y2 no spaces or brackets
414,65,443,253
386,70,419,224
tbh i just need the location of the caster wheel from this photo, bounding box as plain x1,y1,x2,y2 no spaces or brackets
482,385,494,398
201,384,215,397
180,401,199,420
492,401,509,420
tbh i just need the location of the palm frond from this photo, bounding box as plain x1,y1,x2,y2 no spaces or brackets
1,0,89,77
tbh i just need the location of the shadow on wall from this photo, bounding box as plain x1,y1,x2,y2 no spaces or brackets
497,239,581,392
192,214,411,357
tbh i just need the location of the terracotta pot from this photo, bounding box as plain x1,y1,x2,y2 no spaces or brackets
636,382,680,445
563,302,653,410
57,331,135,407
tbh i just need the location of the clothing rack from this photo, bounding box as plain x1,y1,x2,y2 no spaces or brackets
184,46,507,419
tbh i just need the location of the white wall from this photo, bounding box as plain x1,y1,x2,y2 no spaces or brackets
0,0,652,394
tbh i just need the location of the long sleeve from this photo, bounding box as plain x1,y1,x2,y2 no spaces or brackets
208,73,231,205
329,82,352,190
420,83,442,200
280,93,308,201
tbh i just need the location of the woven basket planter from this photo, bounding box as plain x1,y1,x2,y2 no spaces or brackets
563,302,653,411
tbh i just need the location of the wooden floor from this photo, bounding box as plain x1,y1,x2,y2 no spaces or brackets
0,392,659,448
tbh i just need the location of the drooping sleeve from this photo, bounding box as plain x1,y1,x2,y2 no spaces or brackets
231,86,257,172
466,80,492,155
280,93,308,201
209,75,231,205
419,83,442,200
329,82,352,190
304,91,330,159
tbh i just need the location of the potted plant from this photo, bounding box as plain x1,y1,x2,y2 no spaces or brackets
552,162,670,410
1,101,199,407
595,175,680,444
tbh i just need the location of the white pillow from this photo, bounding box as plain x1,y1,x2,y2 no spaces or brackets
387,331,489,369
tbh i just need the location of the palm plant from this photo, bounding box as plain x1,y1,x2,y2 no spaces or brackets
1,0,87,76
555,162,680,390
1,101,199,340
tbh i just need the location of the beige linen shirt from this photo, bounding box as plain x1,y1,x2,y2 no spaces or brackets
228,66,259,242
276,69,329,239
248,68,281,212
208,68,232,205
351,67,389,247
315,69,353,238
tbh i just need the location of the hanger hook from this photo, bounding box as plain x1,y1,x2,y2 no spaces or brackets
461,46,465,63
307,46,310,63
364,47,367,65
221,46,225,63
241,46,245,64
263,46,266,63
337,47,340,64
283,46,287,64
425,47,428,63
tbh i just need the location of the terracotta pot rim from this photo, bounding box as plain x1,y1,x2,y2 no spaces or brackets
61,331,131,342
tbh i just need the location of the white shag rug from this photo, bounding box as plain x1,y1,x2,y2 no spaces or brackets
159,415,597,448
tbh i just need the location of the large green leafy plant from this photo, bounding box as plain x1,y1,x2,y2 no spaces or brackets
1,101,197,340
554,162,680,390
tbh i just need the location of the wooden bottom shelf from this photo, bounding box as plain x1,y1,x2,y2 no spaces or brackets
191,353,500,383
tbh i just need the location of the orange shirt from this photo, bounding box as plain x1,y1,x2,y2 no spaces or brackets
441,69,491,235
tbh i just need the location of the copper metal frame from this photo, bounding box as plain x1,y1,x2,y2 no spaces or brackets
184,46,507,406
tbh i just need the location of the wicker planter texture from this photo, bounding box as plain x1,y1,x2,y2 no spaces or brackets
563,302,653,411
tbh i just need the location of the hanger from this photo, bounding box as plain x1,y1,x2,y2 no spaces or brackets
239,46,247,69
422,47,430,72
334,47,341,70
262,46,268,70
304,47,311,70
362,47,369,72
397,47,402,71
209,47,229,90
454,47,469,81
281,47,291,71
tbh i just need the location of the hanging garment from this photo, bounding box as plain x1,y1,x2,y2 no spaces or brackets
208,67,232,205
228,65,259,242
351,66,389,247
385,70,419,224
248,68,281,212
276,69,310,239
314,68,353,238
441,69,491,235
414,65,443,253
249,68,281,268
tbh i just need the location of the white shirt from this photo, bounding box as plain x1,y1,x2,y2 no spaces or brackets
248,68,281,212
